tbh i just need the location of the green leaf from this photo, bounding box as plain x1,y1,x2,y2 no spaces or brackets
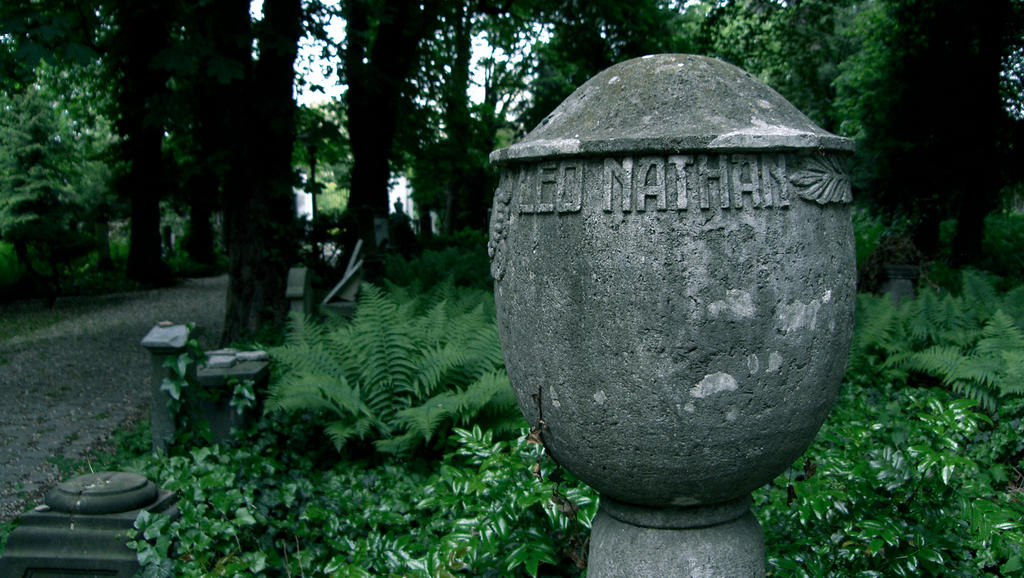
233,506,256,526
241,551,268,572
174,354,191,378
151,46,198,75
941,463,954,485
159,377,182,401
506,541,556,577
266,282,516,455
1002,554,1024,574
917,547,943,565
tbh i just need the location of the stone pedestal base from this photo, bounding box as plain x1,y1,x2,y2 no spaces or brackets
140,324,190,453
588,496,765,578
880,264,920,303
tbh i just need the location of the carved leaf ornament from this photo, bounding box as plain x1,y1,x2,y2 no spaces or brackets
487,172,513,281
788,154,852,205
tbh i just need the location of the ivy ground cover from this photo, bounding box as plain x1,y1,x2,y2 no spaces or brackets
13,268,1020,576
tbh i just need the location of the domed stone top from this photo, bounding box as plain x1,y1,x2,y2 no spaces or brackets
490,54,853,164
46,472,158,515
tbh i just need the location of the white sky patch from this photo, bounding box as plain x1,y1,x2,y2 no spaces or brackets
295,11,346,106
468,34,489,106
254,1,549,216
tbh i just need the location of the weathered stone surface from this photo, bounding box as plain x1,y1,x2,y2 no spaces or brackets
493,165,853,505
0,472,179,577
489,53,853,165
46,471,157,515
139,323,189,353
490,54,855,509
489,54,856,576
287,266,314,315
589,508,766,577
141,323,190,452
196,353,269,443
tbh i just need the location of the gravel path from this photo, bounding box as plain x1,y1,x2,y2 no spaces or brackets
0,275,227,523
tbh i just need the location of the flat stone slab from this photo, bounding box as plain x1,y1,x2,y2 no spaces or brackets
139,323,189,352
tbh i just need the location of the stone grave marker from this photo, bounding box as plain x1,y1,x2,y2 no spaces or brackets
0,472,179,577
488,54,856,576
196,348,270,443
321,238,364,317
140,322,190,453
286,266,314,315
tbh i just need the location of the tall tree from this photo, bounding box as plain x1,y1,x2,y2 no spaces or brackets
221,0,304,344
700,0,856,132
405,0,700,236
343,0,442,243
295,103,348,265
439,1,473,234
1,2,122,284
2,0,175,283
107,1,175,284
835,0,1023,262
2,0,309,340
0,0,103,91
0,83,96,297
407,0,497,236
166,0,253,266
943,0,1022,265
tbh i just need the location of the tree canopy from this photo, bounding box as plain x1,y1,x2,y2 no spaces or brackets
0,75,100,297
2,0,1022,338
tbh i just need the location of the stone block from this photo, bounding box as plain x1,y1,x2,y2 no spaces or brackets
140,323,190,453
286,266,314,315
0,472,179,577
194,350,270,443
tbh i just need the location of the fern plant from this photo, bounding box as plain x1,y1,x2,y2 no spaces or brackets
901,310,1024,411
266,280,521,454
850,270,1024,411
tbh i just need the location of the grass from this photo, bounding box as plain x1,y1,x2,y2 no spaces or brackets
0,303,69,343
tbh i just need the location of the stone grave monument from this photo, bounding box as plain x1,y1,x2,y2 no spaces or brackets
140,322,190,452
286,266,314,315
488,54,856,576
196,348,270,443
0,472,179,576
321,238,364,317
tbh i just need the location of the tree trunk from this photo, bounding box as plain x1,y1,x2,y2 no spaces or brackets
95,219,113,271
345,0,441,242
221,0,302,345
950,0,1011,267
184,0,251,268
113,2,172,285
442,2,472,236
418,201,435,239
12,241,34,278
186,188,215,265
